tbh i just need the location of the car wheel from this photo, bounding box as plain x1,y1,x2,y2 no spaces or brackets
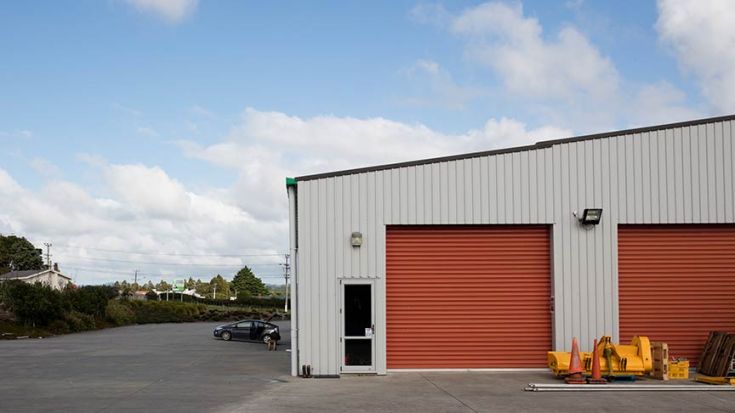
262,334,272,344
221,331,232,341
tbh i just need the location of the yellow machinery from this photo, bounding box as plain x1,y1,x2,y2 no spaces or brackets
548,336,653,377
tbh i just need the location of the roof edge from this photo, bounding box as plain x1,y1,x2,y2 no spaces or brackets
295,113,735,182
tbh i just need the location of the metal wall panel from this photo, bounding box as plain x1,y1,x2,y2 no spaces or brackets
295,119,735,376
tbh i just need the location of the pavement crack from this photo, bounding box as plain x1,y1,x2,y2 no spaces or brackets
420,374,479,413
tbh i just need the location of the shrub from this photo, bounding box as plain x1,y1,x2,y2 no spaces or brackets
64,311,96,332
48,319,70,334
125,301,204,324
105,300,135,326
63,286,118,317
1,281,64,326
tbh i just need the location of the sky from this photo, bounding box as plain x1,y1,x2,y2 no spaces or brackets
1,0,734,285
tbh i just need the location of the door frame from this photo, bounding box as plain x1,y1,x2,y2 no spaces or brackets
340,279,376,373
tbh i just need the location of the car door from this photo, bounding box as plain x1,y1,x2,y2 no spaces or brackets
250,321,263,341
233,321,252,340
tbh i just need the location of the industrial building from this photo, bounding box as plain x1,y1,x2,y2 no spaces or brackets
286,114,735,377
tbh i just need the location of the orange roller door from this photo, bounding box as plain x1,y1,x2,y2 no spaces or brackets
619,225,735,364
386,225,552,369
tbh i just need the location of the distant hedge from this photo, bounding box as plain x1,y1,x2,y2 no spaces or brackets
150,292,288,309
0,281,287,338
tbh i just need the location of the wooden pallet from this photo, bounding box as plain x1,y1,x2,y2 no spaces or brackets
651,342,669,380
697,332,735,378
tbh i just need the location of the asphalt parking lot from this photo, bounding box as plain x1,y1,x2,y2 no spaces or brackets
0,321,290,413
2,323,735,413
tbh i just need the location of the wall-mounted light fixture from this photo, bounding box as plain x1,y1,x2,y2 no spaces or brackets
576,208,603,225
351,232,363,247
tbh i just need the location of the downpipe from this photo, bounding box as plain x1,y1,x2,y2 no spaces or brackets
287,183,299,377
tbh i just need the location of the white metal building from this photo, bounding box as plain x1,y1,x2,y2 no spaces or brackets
286,114,735,377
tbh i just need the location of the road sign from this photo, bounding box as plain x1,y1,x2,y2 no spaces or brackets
172,279,185,293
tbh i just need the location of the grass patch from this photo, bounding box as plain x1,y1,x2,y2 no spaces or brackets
0,320,54,339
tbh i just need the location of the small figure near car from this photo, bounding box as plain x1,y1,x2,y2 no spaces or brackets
267,331,281,350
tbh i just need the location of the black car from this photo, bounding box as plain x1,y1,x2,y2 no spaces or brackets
213,320,280,343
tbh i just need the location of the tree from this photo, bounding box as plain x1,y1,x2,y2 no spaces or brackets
195,279,211,297
209,274,230,299
231,266,268,297
185,277,196,289
155,280,171,291
0,235,45,274
266,284,287,297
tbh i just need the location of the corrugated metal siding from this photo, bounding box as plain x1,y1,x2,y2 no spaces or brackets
296,119,735,375
619,225,735,364
386,226,551,368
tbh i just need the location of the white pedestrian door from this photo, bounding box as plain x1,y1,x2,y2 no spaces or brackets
341,280,375,373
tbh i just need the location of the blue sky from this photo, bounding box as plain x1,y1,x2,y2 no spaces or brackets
1,0,732,285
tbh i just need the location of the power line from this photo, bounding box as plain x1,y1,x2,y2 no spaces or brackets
65,265,286,279
62,256,283,267
59,244,285,258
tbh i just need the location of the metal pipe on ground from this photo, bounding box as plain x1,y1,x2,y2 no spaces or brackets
525,383,735,392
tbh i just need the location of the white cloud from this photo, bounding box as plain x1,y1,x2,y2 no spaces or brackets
400,59,483,109
410,3,450,27
0,169,22,194
0,159,283,285
656,0,735,113
408,1,703,131
0,130,32,140
451,2,619,102
190,105,215,118
29,158,62,179
104,164,192,219
125,0,198,24
136,127,159,138
179,108,570,221
112,102,142,117
629,81,701,127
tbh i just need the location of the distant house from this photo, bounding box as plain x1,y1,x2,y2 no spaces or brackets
0,265,72,290
131,290,149,300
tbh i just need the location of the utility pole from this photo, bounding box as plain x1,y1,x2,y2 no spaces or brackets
213,284,217,300
282,254,290,312
43,243,52,268
134,270,138,286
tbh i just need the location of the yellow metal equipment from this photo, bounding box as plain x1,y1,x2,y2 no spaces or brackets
695,374,735,385
548,336,653,377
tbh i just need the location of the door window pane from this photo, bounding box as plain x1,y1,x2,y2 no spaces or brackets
344,285,371,336
345,339,372,366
